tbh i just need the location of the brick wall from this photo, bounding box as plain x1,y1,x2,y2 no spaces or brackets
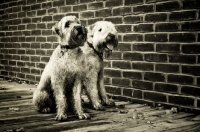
0,0,200,113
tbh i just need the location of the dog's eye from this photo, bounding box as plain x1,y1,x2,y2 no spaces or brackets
65,22,70,28
99,28,102,32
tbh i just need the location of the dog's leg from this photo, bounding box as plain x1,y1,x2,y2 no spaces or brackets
72,78,90,119
52,79,68,121
98,68,115,106
33,64,56,113
84,75,105,110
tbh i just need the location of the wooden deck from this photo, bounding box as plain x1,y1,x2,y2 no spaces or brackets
0,79,200,132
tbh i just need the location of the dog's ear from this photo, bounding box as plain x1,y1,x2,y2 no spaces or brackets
87,24,95,34
52,22,61,36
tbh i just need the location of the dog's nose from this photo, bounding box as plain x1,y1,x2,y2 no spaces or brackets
75,26,82,30
108,33,115,40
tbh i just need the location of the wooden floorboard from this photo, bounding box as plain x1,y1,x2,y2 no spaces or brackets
0,80,199,132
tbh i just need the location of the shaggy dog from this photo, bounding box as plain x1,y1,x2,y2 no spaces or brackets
33,16,88,121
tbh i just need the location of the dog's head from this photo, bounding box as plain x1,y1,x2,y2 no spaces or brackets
52,15,87,47
87,21,118,59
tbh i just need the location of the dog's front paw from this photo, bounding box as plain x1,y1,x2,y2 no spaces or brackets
93,102,105,110
103,99,115,106
55,113,67,121
78,113,90,120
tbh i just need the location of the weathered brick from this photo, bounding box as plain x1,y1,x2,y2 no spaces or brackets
124,15,143,24
31,30,41,36
37,23,46,29
144,92,166,102
88,18,103,25
181,86,200,97
26,49,36,55
31,43,40,49
155,83,178,93
183,0,200,9
182,65,200,76
169,33,195,42
41,43,52,49
96,8,112,17
112,78,130,87
31,56,40,62
116,25,132,33
66,0,79,5
18,49,26,54
182,21,200,31
105,17,123,24
105,0,123,7
145,13,167,22
123,88,132,97
168,74,193,85
117,43,131,51
132,43,154,52
133,4,154,14
123,71,142,80
31,4,41,10
156,44,180,53
112,61,131,69
80,11,94,19
145,34,168,42
104,69,121,77
169,54,196,64
53,0,64,7
169,95,194,107
169,11,196,21
156,64,179,73
105,86,121,95
36,37,46,42
17,61,25,66
124,0,143,5
156,1,180,12
73,4,85,12
88,2,103,10
145,53,167,62
182,44,200,54
123,34,143,42
26,37,35,42
134,24,153,32
36,50,46,56
132,80,153,90
26,74,35,81
144,72,165,82
132,62,154,71
113,7,131,16
26,62,36,67
156,23,180,32
109,52,122,60
123,52,143,61
42,2,52,9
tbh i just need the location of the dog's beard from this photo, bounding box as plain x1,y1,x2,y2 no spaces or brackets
71,27,87,46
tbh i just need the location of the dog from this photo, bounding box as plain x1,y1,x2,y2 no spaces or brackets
32,15,88,121
80,21,118,110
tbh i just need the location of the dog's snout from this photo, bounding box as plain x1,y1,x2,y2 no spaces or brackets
108,33,115,40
